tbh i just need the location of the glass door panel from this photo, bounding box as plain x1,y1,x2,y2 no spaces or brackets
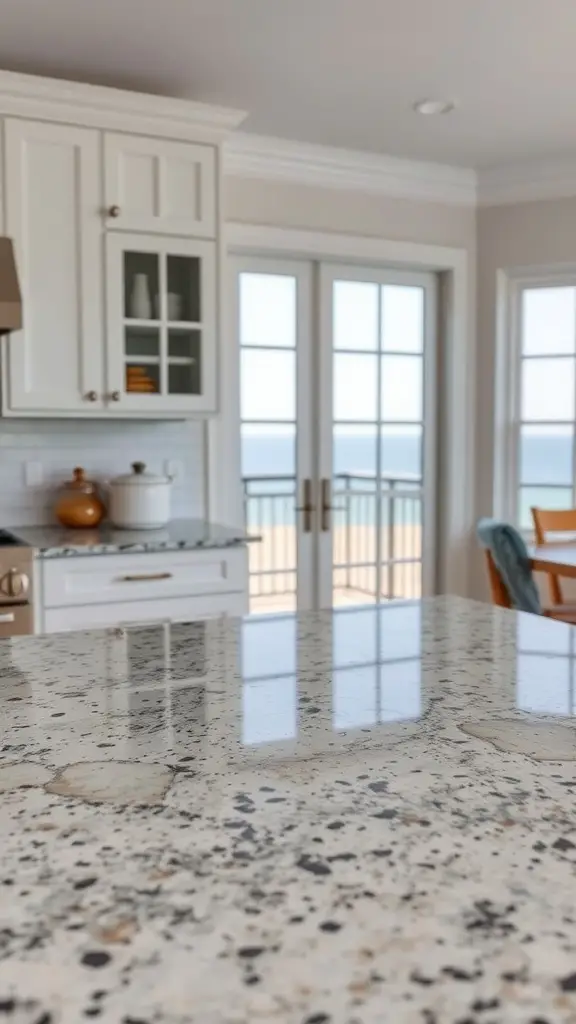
319,266,436,609
236,259,313,614
233,257,437,615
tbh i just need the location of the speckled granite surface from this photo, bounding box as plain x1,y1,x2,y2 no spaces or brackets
3,596,576,1022
8,518,257,558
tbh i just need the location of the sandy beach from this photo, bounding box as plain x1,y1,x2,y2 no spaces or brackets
248,523,422,611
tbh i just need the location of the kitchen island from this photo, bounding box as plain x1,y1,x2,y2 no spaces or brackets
1,596,576,1023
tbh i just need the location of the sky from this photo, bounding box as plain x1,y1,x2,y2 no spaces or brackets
239,273,425,433
240,275,576,432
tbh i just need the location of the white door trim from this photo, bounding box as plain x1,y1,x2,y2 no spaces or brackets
210,222,472,599
226,222,467,272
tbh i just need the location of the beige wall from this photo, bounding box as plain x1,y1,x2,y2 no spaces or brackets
226,176,476,249
476,197,576,597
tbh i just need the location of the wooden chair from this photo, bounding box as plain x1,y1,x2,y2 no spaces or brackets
484,549,576,623
531,507,576,605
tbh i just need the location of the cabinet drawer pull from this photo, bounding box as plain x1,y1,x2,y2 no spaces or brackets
0,612,15,623
108,205,121,218
119,572,173,583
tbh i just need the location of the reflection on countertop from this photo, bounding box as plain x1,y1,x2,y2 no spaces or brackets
3,596,576,1021
8,517,259,557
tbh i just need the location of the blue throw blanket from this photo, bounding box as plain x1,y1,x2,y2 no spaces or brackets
476,517,541,615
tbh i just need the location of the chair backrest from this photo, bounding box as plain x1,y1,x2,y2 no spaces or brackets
532,506,576,544
484,549,513,609
531,506,576,605
476,517,541,615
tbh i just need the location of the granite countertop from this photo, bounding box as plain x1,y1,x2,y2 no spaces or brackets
8,518,258,558
3,596,576,1022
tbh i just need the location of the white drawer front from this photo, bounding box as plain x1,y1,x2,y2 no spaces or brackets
43,591,247,633
42,549,247,608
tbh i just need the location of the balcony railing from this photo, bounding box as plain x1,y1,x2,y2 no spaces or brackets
243,473,423,613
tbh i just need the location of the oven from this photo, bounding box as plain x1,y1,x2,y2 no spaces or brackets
0,537,34,636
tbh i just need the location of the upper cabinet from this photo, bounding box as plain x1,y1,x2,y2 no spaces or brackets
106,233,216,413
3,119,105,413
103,134,216,238
0,70,246,419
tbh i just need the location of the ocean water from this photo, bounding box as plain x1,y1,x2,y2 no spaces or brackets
242,432,575,528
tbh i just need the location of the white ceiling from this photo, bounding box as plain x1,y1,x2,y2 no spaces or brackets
3,0,576,169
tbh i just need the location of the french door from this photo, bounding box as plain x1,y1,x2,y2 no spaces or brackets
234,255,437,614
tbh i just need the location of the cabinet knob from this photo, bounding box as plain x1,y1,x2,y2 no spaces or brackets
110,391,121,402
108,205,121,218
84,390,98,402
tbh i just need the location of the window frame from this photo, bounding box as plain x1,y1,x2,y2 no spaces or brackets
497,267,576,531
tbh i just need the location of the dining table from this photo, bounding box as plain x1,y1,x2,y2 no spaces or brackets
530,541,576,578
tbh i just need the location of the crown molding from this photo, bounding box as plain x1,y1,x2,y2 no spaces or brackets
225,132,478,207
5,71,576,209
478,156,576,207
0,70,247,143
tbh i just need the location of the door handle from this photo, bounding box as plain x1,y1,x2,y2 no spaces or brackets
321,478,345,532
295,478,314,533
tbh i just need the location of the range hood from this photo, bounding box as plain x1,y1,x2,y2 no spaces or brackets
0,238,22,335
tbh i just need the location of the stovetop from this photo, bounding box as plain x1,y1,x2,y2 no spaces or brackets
0,530,25,548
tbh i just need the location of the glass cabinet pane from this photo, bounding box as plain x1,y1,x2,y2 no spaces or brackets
168,329,200,359
167,255,201,323
124,252,159,320
168,362,200,395
124,325,161,394
120,246,205,402
168,328,201,395
125,326,160,359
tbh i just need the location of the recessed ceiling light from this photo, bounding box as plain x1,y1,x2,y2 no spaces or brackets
413,99,455,116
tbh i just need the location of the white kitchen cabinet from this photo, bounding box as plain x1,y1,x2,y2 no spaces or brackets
37,547,249,633
0,70,245,420
106,233,217,413
104,133,216,237
3,119,104,413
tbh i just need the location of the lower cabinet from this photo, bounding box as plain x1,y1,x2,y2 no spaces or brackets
36,548,249,633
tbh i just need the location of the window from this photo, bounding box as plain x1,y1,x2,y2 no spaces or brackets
507,281,576,531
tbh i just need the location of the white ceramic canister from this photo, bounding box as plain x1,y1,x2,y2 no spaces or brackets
107,462,172,529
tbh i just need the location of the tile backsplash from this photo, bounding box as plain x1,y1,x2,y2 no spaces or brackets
0,419,205,527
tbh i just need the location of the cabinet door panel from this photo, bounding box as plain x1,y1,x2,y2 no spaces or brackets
104,133,216,237
4,119,103,412
106,233,217,414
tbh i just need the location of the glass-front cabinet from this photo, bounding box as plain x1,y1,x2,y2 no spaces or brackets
106,233,216,414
